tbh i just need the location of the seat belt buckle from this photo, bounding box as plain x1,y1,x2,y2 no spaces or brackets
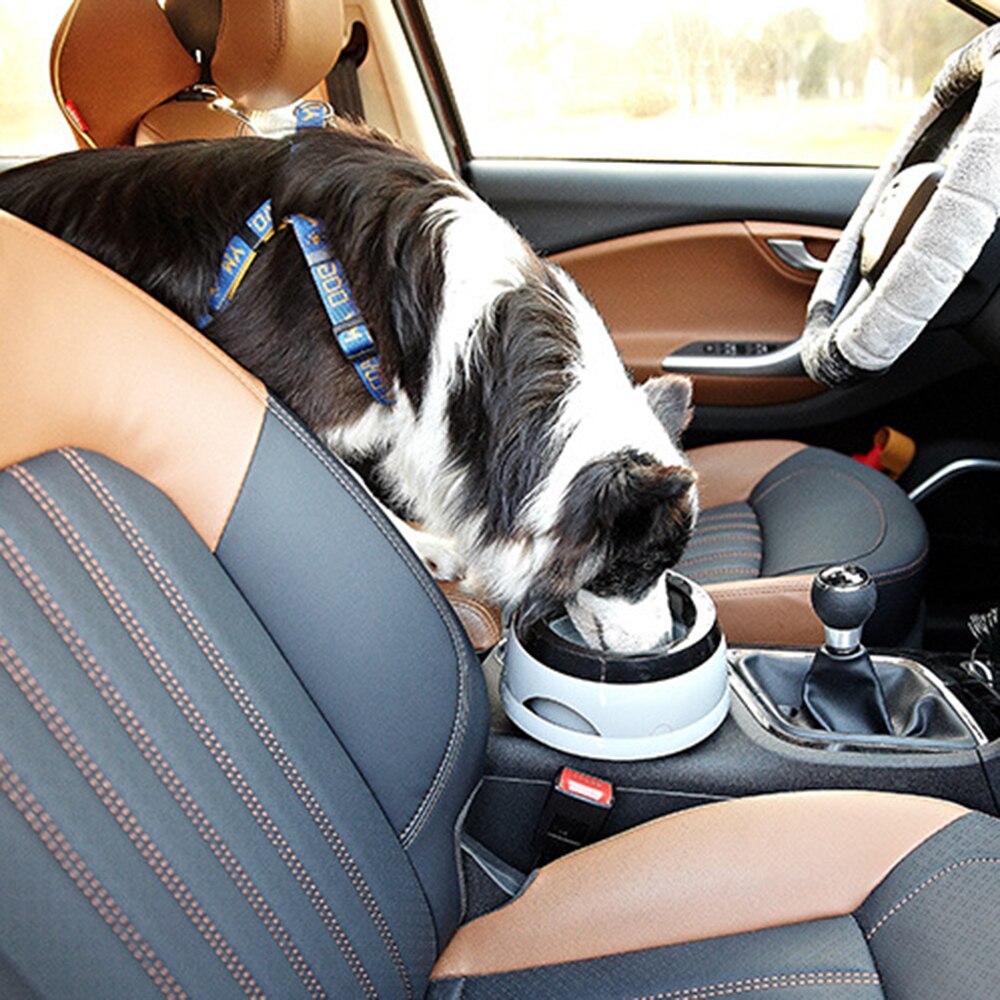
531,767,614,866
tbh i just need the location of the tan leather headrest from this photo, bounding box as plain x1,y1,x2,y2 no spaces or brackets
51,0,346,148
51,0,201,148
212,0,346,109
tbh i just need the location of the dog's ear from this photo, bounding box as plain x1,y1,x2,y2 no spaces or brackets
642,375,694,441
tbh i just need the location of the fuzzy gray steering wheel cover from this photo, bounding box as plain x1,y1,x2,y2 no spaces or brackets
802,24,1000,387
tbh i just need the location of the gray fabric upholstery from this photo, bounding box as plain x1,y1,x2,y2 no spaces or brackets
429,812,1000,999
857,811,1000,999
675,501,762,584
679,447,927,645
0,440,483,996
3,441,1000,999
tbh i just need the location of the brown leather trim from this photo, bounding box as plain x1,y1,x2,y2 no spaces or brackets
432,790,967,978
551,222,838,406
212,0,346,109
437,581,503,652
50,0,200,148
689,440,805,510
0,212,266,551
706,574,823,646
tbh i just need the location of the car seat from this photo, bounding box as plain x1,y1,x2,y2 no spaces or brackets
50,0,345,146
2,207,999,998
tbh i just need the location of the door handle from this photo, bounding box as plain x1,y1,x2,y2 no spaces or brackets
766,237,826,273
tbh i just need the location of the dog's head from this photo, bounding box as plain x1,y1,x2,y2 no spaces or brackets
520,374,698,653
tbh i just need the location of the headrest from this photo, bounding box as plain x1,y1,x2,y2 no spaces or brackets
212,0,346,109
51,0,201,147
51,0,346,147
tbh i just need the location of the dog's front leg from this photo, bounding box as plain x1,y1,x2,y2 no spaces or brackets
338,461,467,581
388,515,468,582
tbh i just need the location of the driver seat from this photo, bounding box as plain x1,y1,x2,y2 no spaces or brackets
3,208,1000,997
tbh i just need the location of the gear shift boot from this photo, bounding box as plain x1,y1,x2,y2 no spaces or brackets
802,647,893,734
732,648,978,749
731,564,980,749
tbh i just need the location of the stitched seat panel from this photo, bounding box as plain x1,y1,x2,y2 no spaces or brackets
675,501,763,586
855,811,1000,1000
216,400,491,940
0,449,435,998
682,447,927,645
748,448,927,581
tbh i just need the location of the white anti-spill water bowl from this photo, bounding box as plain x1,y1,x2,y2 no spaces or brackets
500,571,729,760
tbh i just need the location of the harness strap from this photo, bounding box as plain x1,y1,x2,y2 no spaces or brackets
196,199,276,328
288,213,395,407
197,101,394,406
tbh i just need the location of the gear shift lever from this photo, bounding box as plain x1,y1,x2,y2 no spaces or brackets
801,564,894,734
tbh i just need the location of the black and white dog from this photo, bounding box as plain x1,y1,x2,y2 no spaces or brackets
0,122,697,652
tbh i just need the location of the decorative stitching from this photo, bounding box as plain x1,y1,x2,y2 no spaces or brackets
697,511,758,522
870,543,929,585
0,633,261,997
265,401,471,850
864,856,1000,941
0,749,187,999
694,526,759,539
634,970,881,1000
0,539,324,997
678,550,762,568
62,449,411,998
6,467,377,999
685,532,761,549
685,566,759,580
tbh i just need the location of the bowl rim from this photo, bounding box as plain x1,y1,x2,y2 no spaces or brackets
513,571,722,685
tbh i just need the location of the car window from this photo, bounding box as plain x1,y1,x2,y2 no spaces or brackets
421,0,984,166
0,1,78,157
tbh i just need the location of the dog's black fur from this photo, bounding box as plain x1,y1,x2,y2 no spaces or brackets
0,127,449,434
0,123,696,647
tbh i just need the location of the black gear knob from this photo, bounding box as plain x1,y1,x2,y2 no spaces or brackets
810,564,877,653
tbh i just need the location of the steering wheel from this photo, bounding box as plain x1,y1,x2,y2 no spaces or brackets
802,23,1000,387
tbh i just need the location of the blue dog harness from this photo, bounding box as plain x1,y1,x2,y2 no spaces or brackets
197,102,394,407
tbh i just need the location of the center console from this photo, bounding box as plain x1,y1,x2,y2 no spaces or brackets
462,564,1000,901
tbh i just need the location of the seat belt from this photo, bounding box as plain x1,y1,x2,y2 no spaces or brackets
326,21,369,122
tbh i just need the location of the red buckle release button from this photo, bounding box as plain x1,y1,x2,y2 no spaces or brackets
557,768,614,806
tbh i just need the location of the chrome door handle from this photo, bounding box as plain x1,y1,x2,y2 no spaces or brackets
766,237,826,273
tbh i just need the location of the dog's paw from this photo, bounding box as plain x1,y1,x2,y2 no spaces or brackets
400,524,468,581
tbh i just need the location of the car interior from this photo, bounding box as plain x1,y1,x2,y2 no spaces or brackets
3,0,1000,996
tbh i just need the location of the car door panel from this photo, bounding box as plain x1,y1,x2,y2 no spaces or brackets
551,220,838,405
465,160,871,254
464,158,982,438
